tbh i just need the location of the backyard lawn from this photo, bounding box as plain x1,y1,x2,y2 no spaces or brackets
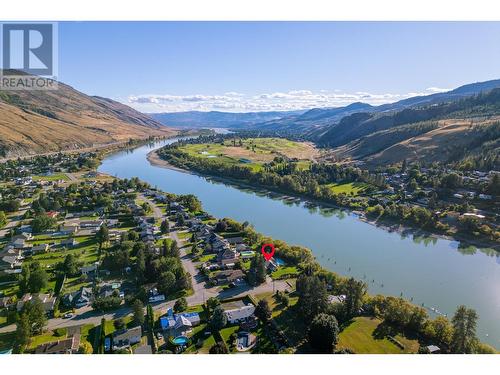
184,323,215,354
271,266,299,279
220,325,239,351
338,316,420,354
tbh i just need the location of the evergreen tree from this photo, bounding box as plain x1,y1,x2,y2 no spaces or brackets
308,313,339,353
132,299,145,326
451,305,478,353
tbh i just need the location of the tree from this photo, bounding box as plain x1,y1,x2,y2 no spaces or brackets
180,194,202,212
78,341,93,354
209,306,227,331
23,297,47,335
248,254,266,286
170,241,179,258
28,267,48,293
160,220,170,234
31,214,57,233
296,274,329,320
59,253,79,276
209,341,228,354
132,299,145,326
344,277,367,318
308,313,339,353
20,262,48,293
206,297,221,317
174,297,188,313
97,224,109,251
487,173,500,195
157,271,176,296
429,316,453,347
114,318,126,330
0,210,6,228
451,305,478,353
176,212,185,226
13,313,31,353
136,248,146,284
255,299,272,323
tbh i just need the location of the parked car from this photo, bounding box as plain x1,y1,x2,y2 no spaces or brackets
63,313,73,319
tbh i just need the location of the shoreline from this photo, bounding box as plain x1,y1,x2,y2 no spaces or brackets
146,149,499,252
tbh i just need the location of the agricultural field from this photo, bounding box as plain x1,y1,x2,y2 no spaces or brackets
178,138,320,171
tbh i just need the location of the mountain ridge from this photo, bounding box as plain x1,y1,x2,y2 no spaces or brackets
0,72,175,157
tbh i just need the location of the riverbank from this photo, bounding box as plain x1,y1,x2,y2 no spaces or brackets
148,149,499,253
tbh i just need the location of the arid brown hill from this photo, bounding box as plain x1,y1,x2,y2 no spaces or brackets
0,72,175,157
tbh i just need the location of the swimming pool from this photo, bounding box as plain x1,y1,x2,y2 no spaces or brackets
172,336,189,345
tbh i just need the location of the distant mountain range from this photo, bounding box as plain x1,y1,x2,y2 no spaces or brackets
0,70,174,157
151,78,500,168
151,110,306,129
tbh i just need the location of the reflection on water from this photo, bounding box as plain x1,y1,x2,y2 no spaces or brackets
98,135,500,348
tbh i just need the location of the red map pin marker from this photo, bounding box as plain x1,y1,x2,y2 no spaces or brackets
261,243,275,261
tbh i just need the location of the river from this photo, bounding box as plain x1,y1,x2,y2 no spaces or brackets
98,134,500,348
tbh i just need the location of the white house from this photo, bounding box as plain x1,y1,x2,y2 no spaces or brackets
224,304,255,324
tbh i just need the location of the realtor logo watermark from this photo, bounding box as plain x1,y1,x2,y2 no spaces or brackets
0,22,58,90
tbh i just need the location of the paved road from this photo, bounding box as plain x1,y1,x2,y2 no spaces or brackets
0,207,28,240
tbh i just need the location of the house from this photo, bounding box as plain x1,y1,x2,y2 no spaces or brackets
462,213,485,220
61,238,78,247
32,244,49,254
211,269,245,285
12,238,27,250
105,219,119,228
148,288,166,303
64,287,93,308
1,255,22,269
34,334,80,354
112,326,142,350
223,304,255,324
17,293,56,313
479,194,493,200
266,258,279,272
217,247,239,266
426,345,441,354
80,263,98,276
226,236,245,245
239,250,255,260
60,225,79,235
99,282,124,299
46,211,58,219
328,295,346,304
80,220,104,229
176,312,200,326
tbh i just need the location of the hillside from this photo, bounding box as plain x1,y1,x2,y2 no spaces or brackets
0,73,175,157
233,79,500,135
326,89,500,168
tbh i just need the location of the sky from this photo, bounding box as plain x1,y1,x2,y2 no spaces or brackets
57,22,500,113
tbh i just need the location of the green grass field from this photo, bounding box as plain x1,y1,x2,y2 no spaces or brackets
271,266,299,279
338,317,419,354
178,138,319,171
32,173,69,182
326,182,372,196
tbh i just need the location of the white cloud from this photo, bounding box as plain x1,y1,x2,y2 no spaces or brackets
126,87,451,113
